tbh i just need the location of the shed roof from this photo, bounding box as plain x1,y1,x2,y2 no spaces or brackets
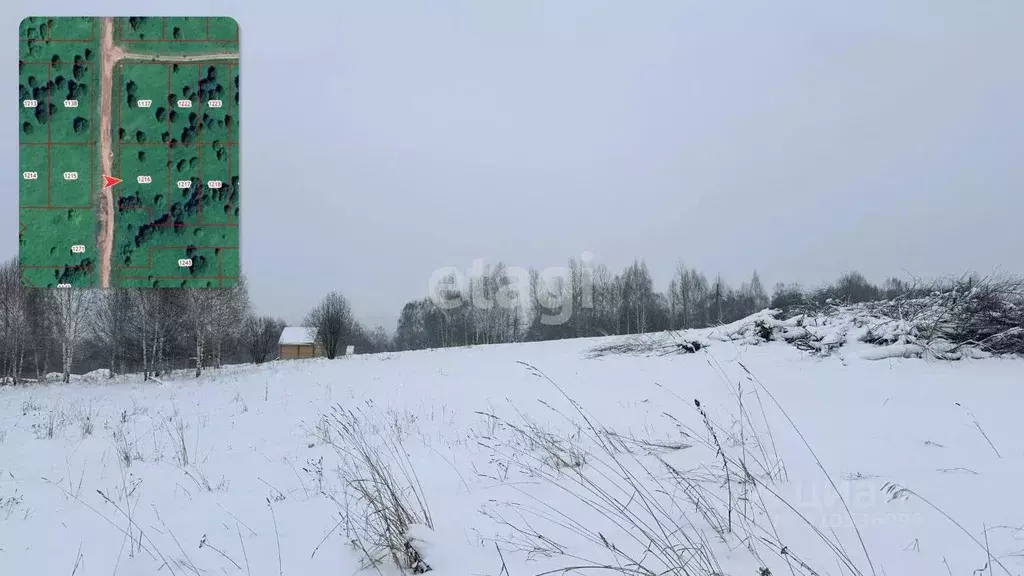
279,326,317,345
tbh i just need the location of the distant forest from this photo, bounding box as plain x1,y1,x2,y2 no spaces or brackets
0,255,947,382
391,260,917,350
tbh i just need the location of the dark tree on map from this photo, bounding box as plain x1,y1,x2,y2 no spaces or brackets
135,130,147,143
22,122,33,135
173,27,183,40
55,76,66,89
72,117,89,133
51,54,61,67
155,107,167,122
137,150,147,162
118,194,141,211
126,80,138,108
128,17,149,31
57,260,93,285
34,104,49,125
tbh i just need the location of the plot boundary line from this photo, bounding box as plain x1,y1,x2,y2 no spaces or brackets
116,17,238,44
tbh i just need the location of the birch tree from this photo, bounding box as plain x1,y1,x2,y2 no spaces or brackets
129,288,156,380
209,279,249,368
0,260,29,384
184,288,217,377
52,286,88,383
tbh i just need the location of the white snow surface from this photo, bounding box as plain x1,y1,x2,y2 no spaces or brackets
278,326,317,345
1,318,1022,575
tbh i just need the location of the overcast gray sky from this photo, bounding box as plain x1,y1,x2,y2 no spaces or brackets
8,1,1024,327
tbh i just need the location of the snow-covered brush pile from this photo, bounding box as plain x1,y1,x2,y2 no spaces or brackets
590,275,1024,361
857,275,1024,357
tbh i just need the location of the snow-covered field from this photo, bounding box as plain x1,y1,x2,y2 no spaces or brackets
1,318,1022,575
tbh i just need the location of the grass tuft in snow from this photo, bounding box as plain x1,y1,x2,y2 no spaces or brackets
33,402,69,440
478,361,874,576
322,404,434,573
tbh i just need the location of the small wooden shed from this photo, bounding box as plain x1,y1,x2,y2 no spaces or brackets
278,326,320,359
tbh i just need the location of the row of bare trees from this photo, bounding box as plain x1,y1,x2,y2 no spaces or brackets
392,259,773,349
391,258,928,351
0,259,285,384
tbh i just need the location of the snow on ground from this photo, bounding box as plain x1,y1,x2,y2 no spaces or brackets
1,323,1022,575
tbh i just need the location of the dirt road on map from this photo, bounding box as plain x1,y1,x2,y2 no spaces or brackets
95,18,239,288
96,18,124,288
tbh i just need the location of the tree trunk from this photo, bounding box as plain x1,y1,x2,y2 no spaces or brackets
156,332,164,377
195,330,204,378
16,342,26,385
141,310,148,380
109,344,117,378
62,341,71,383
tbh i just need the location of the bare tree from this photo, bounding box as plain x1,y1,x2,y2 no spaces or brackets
24,288,55,379
129,288,157,380
52,287,89,383
183,289,218,377
305,292,354,359
243,314,284,363
0,260,29,384
208,278,249,368
92,287,131,377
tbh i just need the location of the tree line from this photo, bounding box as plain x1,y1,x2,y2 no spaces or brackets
389,259,912,350
0,255,919,384
0,258,396,384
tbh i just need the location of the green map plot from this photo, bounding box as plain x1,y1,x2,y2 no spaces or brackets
18,16,240,289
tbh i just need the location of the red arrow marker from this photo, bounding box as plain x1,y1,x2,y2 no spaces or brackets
102,175,122,189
